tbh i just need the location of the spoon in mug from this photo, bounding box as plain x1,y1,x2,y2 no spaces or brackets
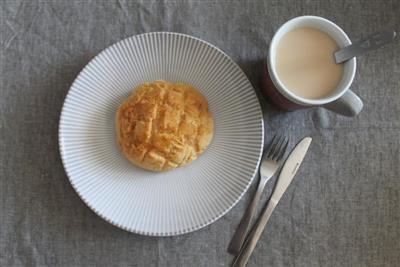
334,29,396,64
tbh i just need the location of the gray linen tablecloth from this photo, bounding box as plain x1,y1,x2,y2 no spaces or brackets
1,1,399,266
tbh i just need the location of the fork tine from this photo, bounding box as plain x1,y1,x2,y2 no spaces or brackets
266,135,281,158
265,135,276,155
276,137,289,161
270,136,286,160
268,135,284,158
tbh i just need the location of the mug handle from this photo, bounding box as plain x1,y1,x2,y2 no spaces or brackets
323,90,363,117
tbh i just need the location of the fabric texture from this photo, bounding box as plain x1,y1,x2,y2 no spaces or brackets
1,1,399,266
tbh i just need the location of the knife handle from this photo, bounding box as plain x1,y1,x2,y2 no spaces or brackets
232,176,292,267
232,200,277,267
232,137,312,267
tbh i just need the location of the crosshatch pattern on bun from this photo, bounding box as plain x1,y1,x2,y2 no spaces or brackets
116,80,214,171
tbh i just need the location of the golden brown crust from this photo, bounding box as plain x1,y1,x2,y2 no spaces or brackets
116,81,214,171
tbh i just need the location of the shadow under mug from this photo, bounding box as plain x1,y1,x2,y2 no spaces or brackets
262,16,363,117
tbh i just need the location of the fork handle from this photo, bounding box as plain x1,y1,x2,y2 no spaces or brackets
228,176,268,255
231,199,277,267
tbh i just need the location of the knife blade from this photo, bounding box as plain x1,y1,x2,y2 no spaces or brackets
232,137,312,267
269,136,312,205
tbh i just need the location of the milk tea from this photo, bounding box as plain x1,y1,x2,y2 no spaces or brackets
276,27,344,99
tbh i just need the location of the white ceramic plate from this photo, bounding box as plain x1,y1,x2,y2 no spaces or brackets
59,32,264,236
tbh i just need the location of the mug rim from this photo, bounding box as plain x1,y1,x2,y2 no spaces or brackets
268,15,357,106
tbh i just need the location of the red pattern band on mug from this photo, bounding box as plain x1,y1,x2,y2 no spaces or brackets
261,64,304,110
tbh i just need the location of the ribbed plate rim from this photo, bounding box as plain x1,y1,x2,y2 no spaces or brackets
58,32,264,236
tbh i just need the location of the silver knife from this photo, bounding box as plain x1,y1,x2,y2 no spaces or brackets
232,137,312,267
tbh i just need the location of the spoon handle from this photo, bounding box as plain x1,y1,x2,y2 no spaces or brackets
334,29,396,64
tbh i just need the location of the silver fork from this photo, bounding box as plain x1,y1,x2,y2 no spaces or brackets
228,135,289,255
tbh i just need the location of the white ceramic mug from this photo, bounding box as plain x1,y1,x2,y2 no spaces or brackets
262,16,363,116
